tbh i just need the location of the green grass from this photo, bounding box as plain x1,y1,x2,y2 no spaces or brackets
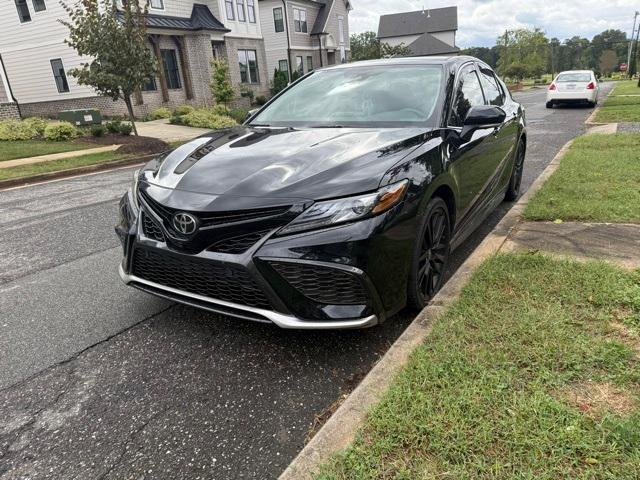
0,151,128,181
523,134,640,223
594,81,640,122
317,253,640,480
0,139,95,162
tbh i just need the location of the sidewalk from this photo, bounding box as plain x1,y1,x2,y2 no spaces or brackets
0,145,119,169
136,119,211,142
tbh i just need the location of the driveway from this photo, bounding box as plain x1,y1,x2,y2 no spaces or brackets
0,83,614,479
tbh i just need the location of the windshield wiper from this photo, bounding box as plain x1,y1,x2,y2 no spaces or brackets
249,123,272,127
310,124,346,128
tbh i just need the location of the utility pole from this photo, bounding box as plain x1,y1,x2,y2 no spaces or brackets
627,11,639,78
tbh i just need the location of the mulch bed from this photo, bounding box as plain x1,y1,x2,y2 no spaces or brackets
81,134,169,155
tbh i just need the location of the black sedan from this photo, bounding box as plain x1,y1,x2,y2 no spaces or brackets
116,56,526,329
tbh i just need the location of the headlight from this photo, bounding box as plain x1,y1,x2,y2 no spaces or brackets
278,180,408,235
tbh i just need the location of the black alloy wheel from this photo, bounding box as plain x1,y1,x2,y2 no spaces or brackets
407,197,451,310
505,140,525,201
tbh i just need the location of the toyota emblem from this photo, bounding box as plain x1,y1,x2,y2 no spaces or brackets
172,212,198,235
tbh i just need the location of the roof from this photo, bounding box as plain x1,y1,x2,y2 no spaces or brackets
310,0,333,35
407,32,460,56
377,6,458,39
117,4,230,33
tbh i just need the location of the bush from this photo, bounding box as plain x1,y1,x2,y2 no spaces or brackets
90,124,107,137
169,114,184,125
150,107,172,120
229,107,250,124
106,120,122,134
118,122,133,136
271,68,289,96
0,120,38,141
44,122,79,141
255,95,267,106
173,104,194,116
23,117,49,136
210,104,230,116
181,109,238,129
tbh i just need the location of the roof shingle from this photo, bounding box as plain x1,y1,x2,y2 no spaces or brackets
377,6,457,39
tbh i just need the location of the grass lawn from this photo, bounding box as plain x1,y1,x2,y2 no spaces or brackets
0,151,128,181
523,134,640,223
594,81,640,123
0,140,96,162
318,253,640,480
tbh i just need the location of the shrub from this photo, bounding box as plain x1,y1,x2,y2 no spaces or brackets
271,68,289,96
150,107,172,120
169,114,184,125
106,120,122,134
0,120,38,141
209,104,230,116
181,109,238,129
173,104,194,116
90,124,107,137
255,95,267,106
23,117,49,136
118,122,133,136
44,122,79,141
229,107,250,124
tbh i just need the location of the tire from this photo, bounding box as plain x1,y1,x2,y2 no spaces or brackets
588,101,596,108
505,140,525,201
546,101,554,109
406,197,451,310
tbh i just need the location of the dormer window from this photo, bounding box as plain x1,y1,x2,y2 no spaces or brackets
293,8,307,33
15,0,31,22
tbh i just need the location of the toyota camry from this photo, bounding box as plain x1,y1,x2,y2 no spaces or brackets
116,56,526,329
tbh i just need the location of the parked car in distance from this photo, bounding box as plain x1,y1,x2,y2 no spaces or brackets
116,56,527,330
546,70,599,108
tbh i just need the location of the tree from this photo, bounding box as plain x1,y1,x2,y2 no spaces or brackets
350,31,381,61
61,0,156,136
210,58,235,110
599,50,618,75
461,47,499,67
270,68,288,96
497,28,548,79
380,42,412,58
502,63,528,82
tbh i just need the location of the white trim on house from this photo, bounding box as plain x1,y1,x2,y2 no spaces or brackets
0,55,16,102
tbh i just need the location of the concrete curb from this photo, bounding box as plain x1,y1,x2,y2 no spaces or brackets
279,139,575,480
0,154,155,191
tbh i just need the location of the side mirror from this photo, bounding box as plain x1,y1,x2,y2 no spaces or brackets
459,105,506,142
245,108,259,122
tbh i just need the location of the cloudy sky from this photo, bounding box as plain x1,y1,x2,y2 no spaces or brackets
351,0,639,47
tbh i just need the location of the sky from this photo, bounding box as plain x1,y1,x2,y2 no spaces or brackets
350,0,640,48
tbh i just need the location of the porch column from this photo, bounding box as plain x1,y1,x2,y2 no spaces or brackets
149,34,169,103
172,35,194,100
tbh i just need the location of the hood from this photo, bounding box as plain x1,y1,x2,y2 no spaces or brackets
142,126,431,210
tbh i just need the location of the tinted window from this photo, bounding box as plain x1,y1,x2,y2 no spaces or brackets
556,72,591,82
251,65,443,128
479,67,504,106
50,59,69,93
161,49,181,90
32,0,46,12
450,66,485,127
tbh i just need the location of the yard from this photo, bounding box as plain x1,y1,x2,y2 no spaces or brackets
594,81,640,123
317,253,640,480
0,139,96,162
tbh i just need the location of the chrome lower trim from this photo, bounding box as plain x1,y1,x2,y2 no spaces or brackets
119,265,378,330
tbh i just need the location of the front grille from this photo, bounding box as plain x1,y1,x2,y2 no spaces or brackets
208,229,272,254
269,261,368,305
132,248,271,309
142,213,165,242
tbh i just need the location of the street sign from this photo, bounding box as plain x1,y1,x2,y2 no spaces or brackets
620,63,628,71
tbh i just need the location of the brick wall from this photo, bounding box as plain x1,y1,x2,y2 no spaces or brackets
0,102,20,120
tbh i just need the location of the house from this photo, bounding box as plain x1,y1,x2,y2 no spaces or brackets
0,0,351,120
377,6,459,57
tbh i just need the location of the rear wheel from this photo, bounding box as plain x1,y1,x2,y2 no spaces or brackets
505,140,525,201
407,197,451,310
546,101,554,109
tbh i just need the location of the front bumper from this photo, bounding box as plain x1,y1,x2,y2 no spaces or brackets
116,188,414,330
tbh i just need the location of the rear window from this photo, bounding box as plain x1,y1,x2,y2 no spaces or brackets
556,73,591,82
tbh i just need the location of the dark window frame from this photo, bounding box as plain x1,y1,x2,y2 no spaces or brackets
273,7,284,32
246,0,256,23
32,0,46,12
149,0,164,9
238,49,259,84
50,58,70,93
15,0,31,22
293,7,307,33
448,63,486,128
236,0,246,22
161,49,182,90
142,76,157,92
306,56,313,72
225,0,235,20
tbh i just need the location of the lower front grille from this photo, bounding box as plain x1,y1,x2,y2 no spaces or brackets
132,248,271,309
269,261,368,305
208,229,272,254
142,213,165,242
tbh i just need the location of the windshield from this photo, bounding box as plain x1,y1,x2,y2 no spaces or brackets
250,65,443,128
556,73,591,82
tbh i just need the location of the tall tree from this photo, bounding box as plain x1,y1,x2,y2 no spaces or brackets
599,50,618,75
349,31,412,60
497,28,549,79
61,0,156,135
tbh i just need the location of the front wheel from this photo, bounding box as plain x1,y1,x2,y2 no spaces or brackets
505,140,525,201
546,101,554,109
406,197,451,310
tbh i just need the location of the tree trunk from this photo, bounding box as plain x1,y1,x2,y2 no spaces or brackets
124,95,138,136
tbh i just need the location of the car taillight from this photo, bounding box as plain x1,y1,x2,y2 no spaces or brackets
586,82,595,90
549,83,556,91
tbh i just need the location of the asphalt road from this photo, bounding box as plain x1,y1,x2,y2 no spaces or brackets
0,84,613,480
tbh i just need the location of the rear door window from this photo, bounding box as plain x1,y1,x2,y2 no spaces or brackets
449,64,486,127
479,67,504,106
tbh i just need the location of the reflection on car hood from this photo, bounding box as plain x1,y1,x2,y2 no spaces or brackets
143,126,431,208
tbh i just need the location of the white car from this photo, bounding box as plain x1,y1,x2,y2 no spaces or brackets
546,70,599,108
